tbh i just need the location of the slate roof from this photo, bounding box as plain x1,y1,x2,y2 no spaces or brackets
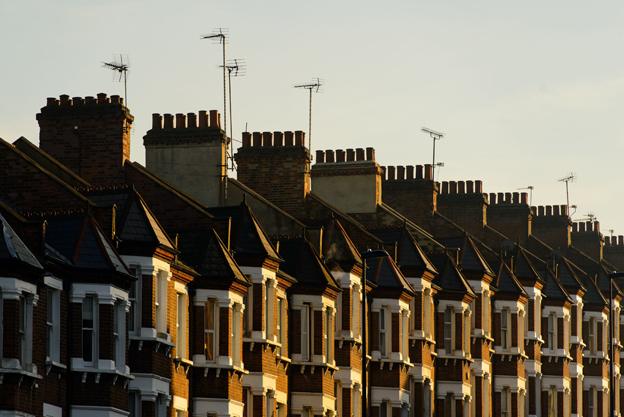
0,213,43,271
191,229,250,287
45,213,130,276
279,237,339,291
557,257,586,295
541,267,571,303
513,246,545,285
364,249,414,295
321,217,362,272
373,226,437,277
430,252,475,297
495,263,526,297
439,235,494,276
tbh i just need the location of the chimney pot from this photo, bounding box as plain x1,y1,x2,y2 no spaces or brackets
406,166,414,179
274,131,284,147
442,181,449,194
242,132,251,147
163,114,174,129
416,165,423,179
326,150,335,163
504,192,512,203
72,97,84,106
387,166,396,180
561,205,567,216
284,131,294,146
336,149,346,162
355,148,365,161
187,113,197,128
521,192,528,204
209,110,219,128
619,236,624,245
458,181,465,194
175,113,186,129
475,180,483,193
152,113,162,130
553,205,560,216
262,131,273,147
424,164,433,180
252,132,262,147
396,166,405,180
46,97,58,106
198,110,208,128
60,94,71,105
573,223,578,232
579,222,586,232
346,149,355,161
546,206,552,216
489,193,496,204
538,206,545,216
110,95,121,105
466,180,474,193
585,221,592,232
316,150,325,162
294,130,305,146
512,192,520,204
85,96,96,105
497,193,505,204
449,181,457,194
366,147,375,161
97,93,108,104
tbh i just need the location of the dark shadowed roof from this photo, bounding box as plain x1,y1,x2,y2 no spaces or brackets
0,213,43,271
430,252,475,296
191,229,250,287
364,249,414,295
541,268,571,303
495,263,526,297
45,213,130,276
321,217,362,272
513,246,544,285
279,237,338,291
373,226,438,277
440,235,494,276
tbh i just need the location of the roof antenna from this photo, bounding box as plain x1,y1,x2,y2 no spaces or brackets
518,186,534,205
201,28,229,142
558,173,576,214
103,54,129,105
294,78,323,160
421,127,444,181
220,58,246,172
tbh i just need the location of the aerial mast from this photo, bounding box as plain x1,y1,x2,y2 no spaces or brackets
558,173,576,213
220,58,246,171
103,55,129,105
202,28,228,139
421,127,444,181
294,78,322,159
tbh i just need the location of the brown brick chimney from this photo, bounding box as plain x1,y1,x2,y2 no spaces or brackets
571,220,603,262
37,94,133,185
487,192,532,244
311,148,382,213
381,164,437,224
531,205,571,250
235,130,310,215
436,180,488,235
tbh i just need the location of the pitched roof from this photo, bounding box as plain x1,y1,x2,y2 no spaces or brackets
321,217,362,272
207,202,281,264
557,257,586,295
495,263,526,297
0,213,43,271
513,246,545,285
279,237,339,291
45,213,130,276
439,235,494,276
363,249,414,295
541,267,571,303
430,252,475,296
190,229,250,286
373,226,438,277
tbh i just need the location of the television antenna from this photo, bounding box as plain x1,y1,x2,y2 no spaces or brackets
421,127,444,181
294,78,323,160
518,185,534,205
435,162,445,180
220,58,246,171
102,55,129,105
201,28,229,139
558,173,575,214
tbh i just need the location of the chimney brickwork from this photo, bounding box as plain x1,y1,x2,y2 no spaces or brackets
235,130,310,215
311,148,382,214
488,192,532,244
571,220,603,262
37,94,133,185
530,205,571,250
144,110,227,207
605,235,624,269
436,180,488,235
381,164,437,224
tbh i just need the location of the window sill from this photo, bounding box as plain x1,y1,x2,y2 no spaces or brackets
45,359,67,374
71,366,133,379
0,367,42,380
291,360,339,371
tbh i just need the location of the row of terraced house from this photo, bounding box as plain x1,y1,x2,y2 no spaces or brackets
1,93,624,417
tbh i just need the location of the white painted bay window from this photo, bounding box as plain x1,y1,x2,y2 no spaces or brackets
352,285,361,339
128,266,142,334
114,300,126,371
379,308,387,357
443,307,454,353
547,312,556,349
82,295,98,365
204,298,217,361
423,289,432,338
265,279,275,339
18,294,33,369
501,388,511,417
501,308,510,350
155,271,168,335
588,317,597,353
233,303,243,366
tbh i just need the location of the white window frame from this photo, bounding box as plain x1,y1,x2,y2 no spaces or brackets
325,308,331,361
301,304,311,361
155,270,168,335
352,285,361,339
588,317,597,353
204,298,217,362
265,279,275,340
380,400,389,417
129,391,141,417
18,294,34,369
463,310,470,354
402,310,409,360
379,307,387,357
501,308,510,350
588,386,596,417
547,312,556,349
82,295,98,366
46,287,61,363
243,283,252,336
501,387,511,417
548,386,557,417
128,265,142,334
233,303,242,366
535,296,542,337
114,299,126,372
423,289,431,338
444,307,454,353
277,298,283,354
176,292,187,359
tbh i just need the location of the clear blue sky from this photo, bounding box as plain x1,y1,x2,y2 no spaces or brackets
1,1,623,234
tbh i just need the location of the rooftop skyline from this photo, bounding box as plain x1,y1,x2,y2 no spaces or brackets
1,0,623,233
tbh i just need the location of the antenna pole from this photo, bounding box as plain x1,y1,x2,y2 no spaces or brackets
308,87,313,156
228,67,234,171
432,136,437,181
222,38,227,141
123,70,128,106
421,127,444,182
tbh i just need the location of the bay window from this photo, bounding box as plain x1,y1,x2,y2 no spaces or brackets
352,285,361,339
501,308,510,349
443,307,454,353
204,298,217,361
82,295,97,364
114,300,126,371
233,303,242,366
547,312,556,349
423,289,431,338
265,279,275,339
325,307,334,362
128,266,141,334
588,317,597,353
155,271,168,335
501,388,511,417
18,294,33,369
